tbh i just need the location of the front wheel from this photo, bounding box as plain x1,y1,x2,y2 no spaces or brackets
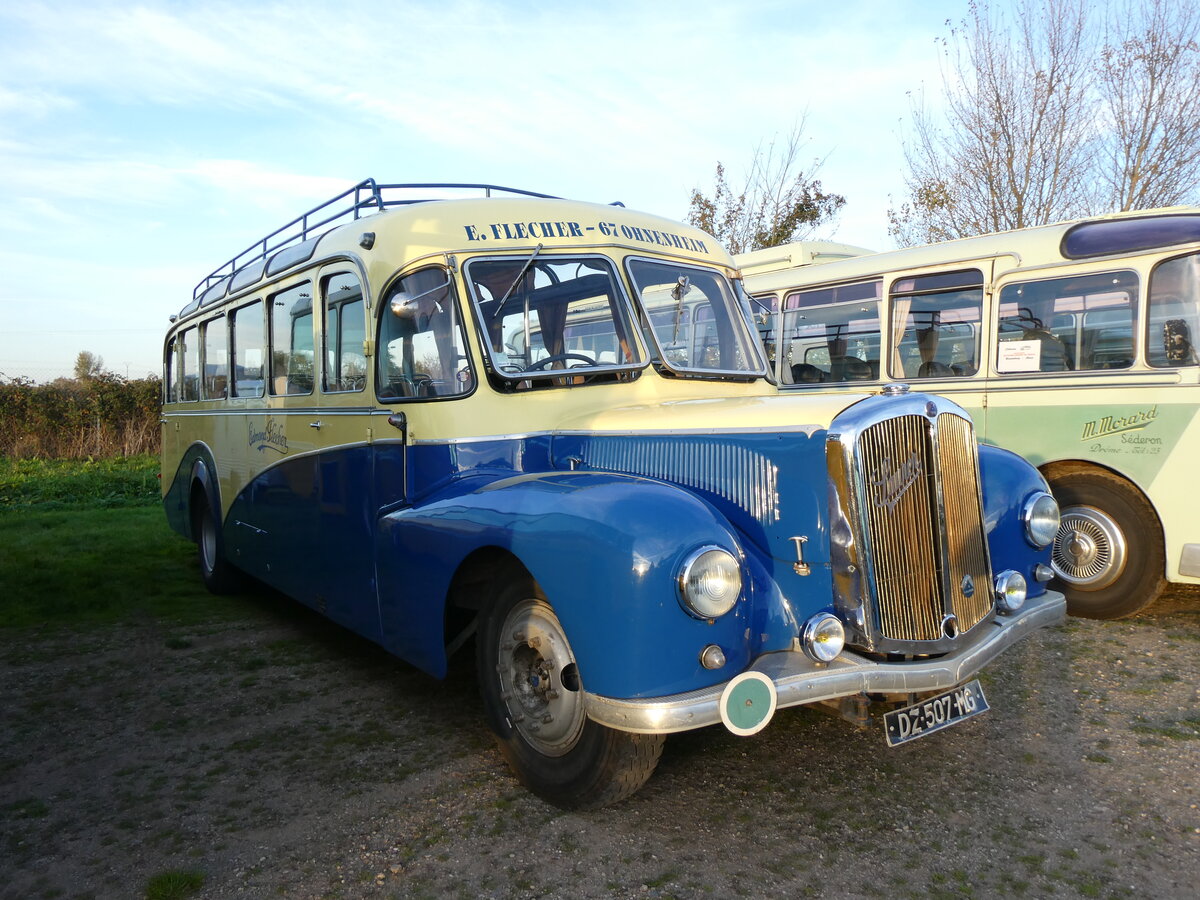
477,579,664,810
1047,468,1164,619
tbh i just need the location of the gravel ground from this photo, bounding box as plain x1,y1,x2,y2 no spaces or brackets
2,585,1198,900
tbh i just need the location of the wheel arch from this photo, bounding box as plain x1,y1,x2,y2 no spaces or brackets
187,452,220,541
1038,458,1167,617
443,546,532,660
1039,458,1164,534
376,470,759,695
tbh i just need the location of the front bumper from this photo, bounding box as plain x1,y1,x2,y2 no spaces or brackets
584,589,1066,735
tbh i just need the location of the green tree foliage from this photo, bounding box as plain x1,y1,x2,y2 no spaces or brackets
73,350,105,381
0,373,161,459
891,0,1200,247
688,125,845,254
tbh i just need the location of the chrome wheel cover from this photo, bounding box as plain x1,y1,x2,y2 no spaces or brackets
1052,505,1127,589
496,599,585,757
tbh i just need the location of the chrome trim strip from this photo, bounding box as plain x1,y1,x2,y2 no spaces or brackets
582,589,1066,735
777,371,1185,393
163,406,379,417
407,424,827,446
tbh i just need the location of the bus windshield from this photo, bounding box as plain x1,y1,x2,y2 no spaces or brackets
626,259,767,377
466,255,644,385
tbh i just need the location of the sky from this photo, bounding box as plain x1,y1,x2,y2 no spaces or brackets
0,0,977,382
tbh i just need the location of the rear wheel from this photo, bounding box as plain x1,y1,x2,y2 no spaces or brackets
193,492,243,595
1047,468,1164,619
477,577,664,810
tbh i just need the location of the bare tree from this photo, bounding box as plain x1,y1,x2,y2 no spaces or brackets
891,0,1097,247
688,123,845,254
892,0,1200,247
1098,0,1200,211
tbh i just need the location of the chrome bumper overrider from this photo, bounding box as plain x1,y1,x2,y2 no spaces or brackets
584,589,1066,735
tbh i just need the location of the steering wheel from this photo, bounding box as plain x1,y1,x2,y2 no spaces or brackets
524,353,598,371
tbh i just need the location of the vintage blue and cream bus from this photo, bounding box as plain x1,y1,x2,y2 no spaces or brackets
161,180,1065,808
742,209,1200,620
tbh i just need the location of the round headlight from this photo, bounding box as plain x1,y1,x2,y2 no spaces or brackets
994,569,1027,613
801,613,845,663
1023,491,1061,548
678,547,742,619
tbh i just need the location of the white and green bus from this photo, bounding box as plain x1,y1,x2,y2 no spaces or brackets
741,210,1200,618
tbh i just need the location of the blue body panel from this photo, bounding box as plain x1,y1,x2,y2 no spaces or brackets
167,408,1054,702
978,443,1053,597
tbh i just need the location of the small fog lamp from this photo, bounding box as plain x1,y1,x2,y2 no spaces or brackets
1023,491,1061,548
994,570,1027,613
801,613,845,663
678,547,742,619
700,644,727,670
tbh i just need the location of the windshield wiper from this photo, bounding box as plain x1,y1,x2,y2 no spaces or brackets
491,243,543,321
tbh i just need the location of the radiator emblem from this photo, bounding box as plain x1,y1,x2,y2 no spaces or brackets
961,574,976,598
870,451,923,511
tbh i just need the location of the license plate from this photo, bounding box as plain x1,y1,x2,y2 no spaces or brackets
882,679,989,747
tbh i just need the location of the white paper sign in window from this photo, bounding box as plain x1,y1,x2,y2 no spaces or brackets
997,340,1042,373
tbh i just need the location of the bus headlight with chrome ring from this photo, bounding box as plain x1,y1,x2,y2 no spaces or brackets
677,547,742,619
994,569,1027,613
1023,491,1061,548
801,613,845,663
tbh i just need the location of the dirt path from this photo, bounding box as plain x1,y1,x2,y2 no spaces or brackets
3,588,1198,899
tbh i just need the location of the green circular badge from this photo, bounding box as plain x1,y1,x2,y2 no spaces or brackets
719,672,778,736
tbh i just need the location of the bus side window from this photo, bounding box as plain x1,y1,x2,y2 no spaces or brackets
231,300,265,398
1148,253,1200,367
378,267,474,400
781,280,882,384
180,326,200,402
201,315,228,400
322,273,367,393
888,270,983,379
997,271,1136,373
269,283,314,395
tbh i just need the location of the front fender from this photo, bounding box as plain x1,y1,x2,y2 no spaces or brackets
978,443,1054,596
375,471,768,698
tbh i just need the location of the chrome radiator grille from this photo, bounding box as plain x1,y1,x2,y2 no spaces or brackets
849,409,992,647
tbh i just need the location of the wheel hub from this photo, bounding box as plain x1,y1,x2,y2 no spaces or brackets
1052,505,1127,589
497,600,585,755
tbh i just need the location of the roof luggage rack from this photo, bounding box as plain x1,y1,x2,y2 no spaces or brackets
192,179,560,299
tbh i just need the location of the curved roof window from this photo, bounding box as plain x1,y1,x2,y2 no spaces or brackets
1062,215,1200,260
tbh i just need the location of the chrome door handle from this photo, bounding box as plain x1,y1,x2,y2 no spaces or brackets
309,420,323,430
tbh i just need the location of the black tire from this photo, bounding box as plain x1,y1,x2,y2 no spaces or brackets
477,577,664,810
193,492,243,595
1047,467,1165,619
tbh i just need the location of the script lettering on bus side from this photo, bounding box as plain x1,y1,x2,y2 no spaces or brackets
249,418,289,455
1080,405,1158,441
463,221,709,255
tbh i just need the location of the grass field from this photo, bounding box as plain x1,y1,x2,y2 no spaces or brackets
0,455,244,628
0,454,162,510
